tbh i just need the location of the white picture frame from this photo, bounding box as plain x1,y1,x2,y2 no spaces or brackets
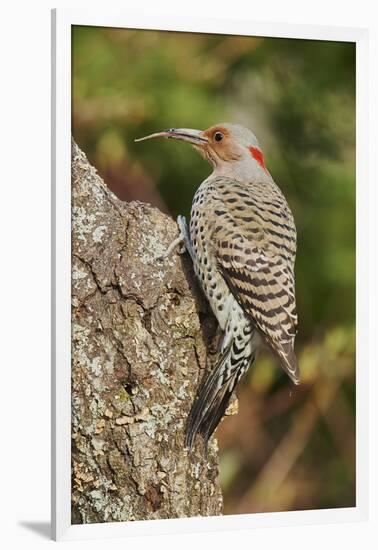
51,8,369,541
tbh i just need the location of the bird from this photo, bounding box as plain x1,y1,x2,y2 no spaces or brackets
135,123,300,449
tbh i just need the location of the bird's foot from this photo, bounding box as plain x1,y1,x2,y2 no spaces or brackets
157,234,185,260
156,215,188,261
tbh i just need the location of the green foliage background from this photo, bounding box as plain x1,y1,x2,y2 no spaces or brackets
73,26,356,514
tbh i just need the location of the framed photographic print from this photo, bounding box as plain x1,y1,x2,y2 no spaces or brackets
51,8,369,541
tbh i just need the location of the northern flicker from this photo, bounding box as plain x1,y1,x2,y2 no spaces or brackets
136,123,299,449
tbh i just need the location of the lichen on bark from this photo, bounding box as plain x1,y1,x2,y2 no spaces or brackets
71,141,223,523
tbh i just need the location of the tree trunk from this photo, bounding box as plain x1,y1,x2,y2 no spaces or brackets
71,141,223,523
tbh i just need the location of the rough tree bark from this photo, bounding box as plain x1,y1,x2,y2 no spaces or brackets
71,141,224,523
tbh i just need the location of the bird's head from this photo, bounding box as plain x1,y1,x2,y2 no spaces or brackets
135,123,270,180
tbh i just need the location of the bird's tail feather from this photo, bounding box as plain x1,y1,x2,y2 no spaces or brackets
185,341,254,449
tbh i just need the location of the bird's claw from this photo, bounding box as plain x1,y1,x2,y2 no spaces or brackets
155,215,189,261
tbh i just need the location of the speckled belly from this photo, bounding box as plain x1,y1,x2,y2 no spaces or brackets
189,182,257,354
189,209,228,327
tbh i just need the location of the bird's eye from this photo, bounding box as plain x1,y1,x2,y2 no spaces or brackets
214,131,224,142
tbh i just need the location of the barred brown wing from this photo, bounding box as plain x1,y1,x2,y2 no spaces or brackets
212,178,300,383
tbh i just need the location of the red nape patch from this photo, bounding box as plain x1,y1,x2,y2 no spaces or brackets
248,146,268,172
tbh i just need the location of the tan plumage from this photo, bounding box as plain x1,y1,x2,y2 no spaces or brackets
136,122,300,448
209,176,299,381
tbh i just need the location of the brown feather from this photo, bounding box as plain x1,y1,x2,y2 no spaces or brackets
211,178,299,382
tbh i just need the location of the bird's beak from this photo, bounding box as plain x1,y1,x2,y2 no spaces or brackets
135,128,207,145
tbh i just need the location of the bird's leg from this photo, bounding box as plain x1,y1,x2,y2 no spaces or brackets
160,234,185,258
157,215,194,261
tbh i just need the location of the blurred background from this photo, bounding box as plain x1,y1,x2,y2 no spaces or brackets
72,26,356,514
